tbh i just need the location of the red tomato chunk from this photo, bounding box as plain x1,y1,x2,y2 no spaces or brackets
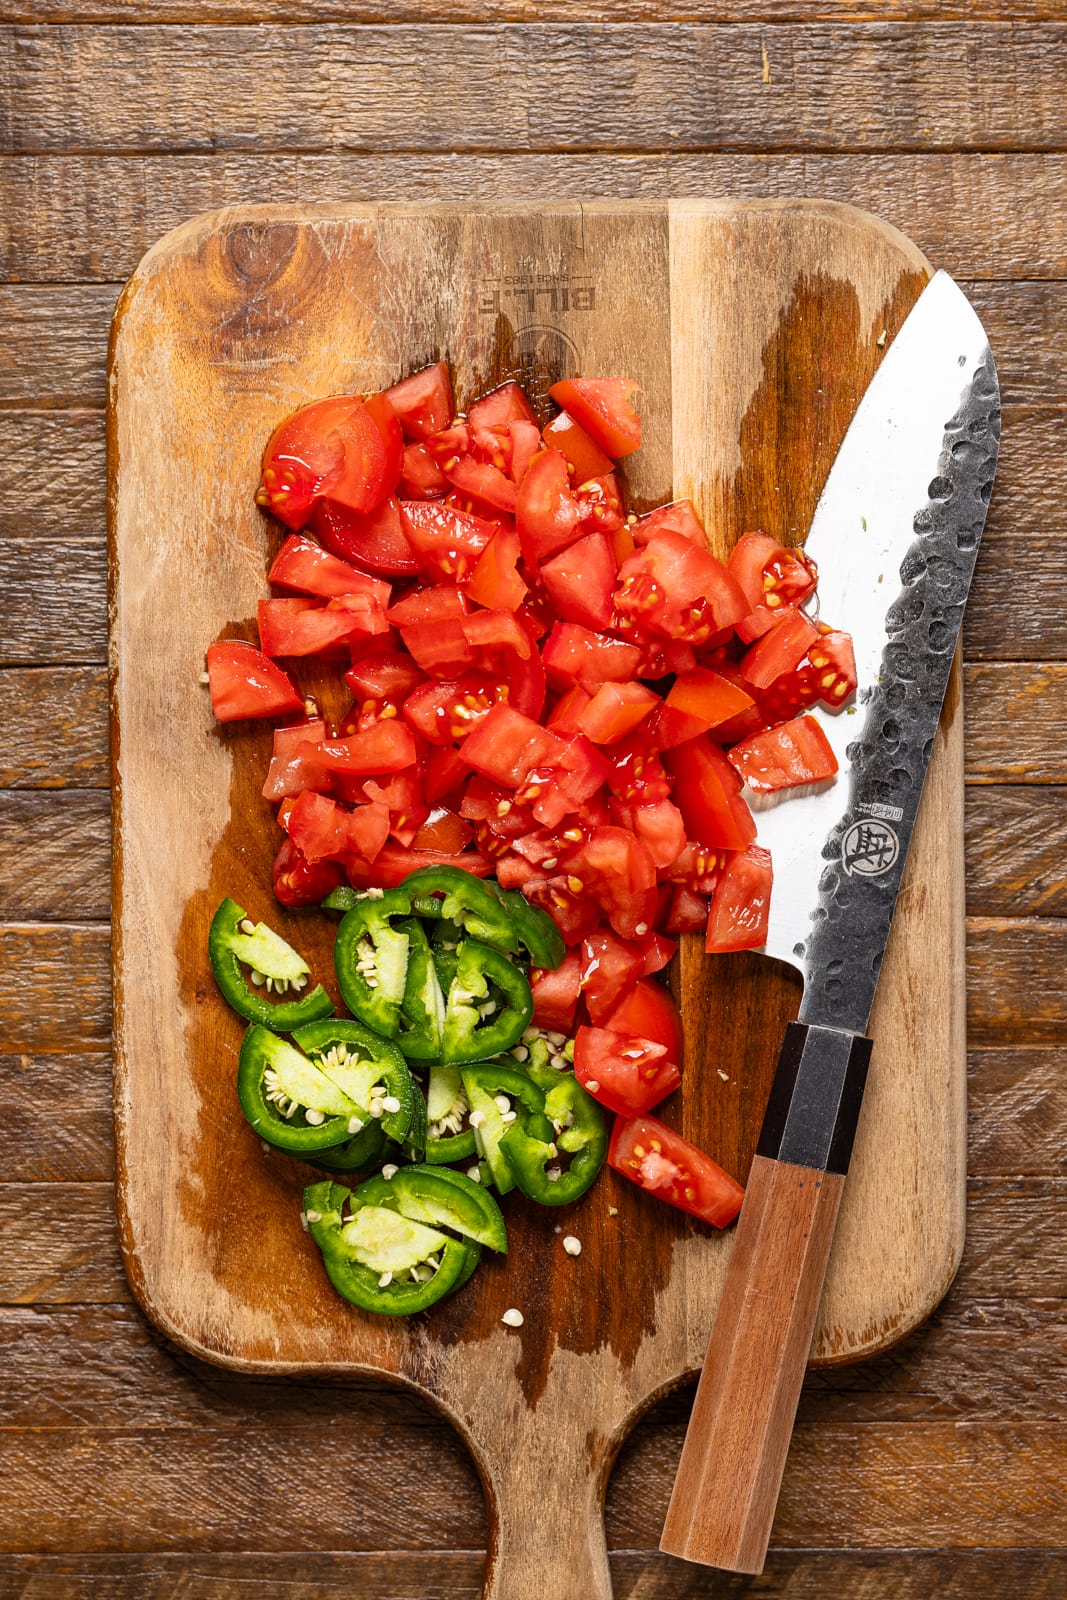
609,1114,745,1228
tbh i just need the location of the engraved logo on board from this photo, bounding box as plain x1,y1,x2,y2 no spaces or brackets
840,817,900,878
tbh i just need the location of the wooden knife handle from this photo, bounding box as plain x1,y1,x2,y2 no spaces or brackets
660,1021,872,1574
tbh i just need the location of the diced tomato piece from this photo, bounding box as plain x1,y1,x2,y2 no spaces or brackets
665,669,755,733
516,449,582,564
272,835,344,907
541,622,642,690
423,745,468,805
267,534,391,605
559,825,657,941
495,852,539,889
580,929,645,1025
256,394,402,530
636,929,677,976
808,628,858,709
461,607,533,663
444,454,518,515
728,714,838,792
574,473,625,536
549,377,642,459
398,440,449,499
740,608,820,691
541,409,614,483
345,843,491,889
540,529,617,631
312,494,420,576
523,876,601,946
605,737,671,804
469,380,537,431
547,684,593,735
611,797,686,870
664,841,725,896
508,420,542,485
663,736,757,852
360,768,429,847
257,597,386,657
604,978,681,1061
384,362,454,440
665,885,709,934
575,1026,681,1117
386,584,470,627
400,500,497,583
522,737,611,831
530,948,583,1032
411,807,473,854
460,703,567,789
608,1114,744,1228
632,499,709,551
312,720,418,775
206,639,303,722
343,653,424,706
615,531,749,644
704,844,773,952
465,524,527,611
399,617,476,677
573,681,660,745
262,718,327,801
729,530,818,629
287,790,382,866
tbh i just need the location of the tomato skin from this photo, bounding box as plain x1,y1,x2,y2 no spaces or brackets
516,449,582,564
257,394,400,530
549,377,642,458
608,1114,745,1228
272,835,344,907
664,669,755,734
267,534,392,604
384,362,454,440
541,409,614,482
531,948,583,1032
262,718,327,801
704,844,773,952
386,584,470,627
633,499,708,551
312,494,420,576
604,978,681,1062
257,596,388,657
727,714,838,792
574,1026,682,1116
206,639,303,722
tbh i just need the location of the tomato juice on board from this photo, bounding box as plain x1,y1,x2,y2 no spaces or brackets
207,361,859,1238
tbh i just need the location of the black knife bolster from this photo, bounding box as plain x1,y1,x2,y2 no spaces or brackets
756,1022,873,1176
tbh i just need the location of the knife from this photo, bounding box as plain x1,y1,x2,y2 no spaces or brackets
658,270,1001,1575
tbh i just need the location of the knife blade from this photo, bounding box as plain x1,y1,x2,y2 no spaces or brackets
659,270,1000,1573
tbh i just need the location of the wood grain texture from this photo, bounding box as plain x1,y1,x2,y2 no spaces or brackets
6,25,1067,156
0,1053,114,1180
5,2,1064,23
0,791,109,919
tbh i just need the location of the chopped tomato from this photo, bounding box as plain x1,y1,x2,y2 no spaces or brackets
516,449,581,564
615,531,749,644
664,669,755,733
465,524,527,611
459,703,567,790
261,718,327,800
727,714,838,792
311,720,418,775
444,454,518,515
611,797,686,870
400,500,498,583
633,499,708,551
256,393,402,530
579,929,645,1024
729,530,818,642
541,623,642,689
257,596,387,657
398,440,449,498
574,681,660,745
384,362,454,440
808,628,857,709
206,639,303,722
663,735,757,852
272,836,344,907
541,409,614,482
468,380,537,431
549,377,642,459
346,843,491,888
608,1114,744,1228
560,825,657,941
413,807,473,853
740,608,820,691
312,494,420,576
574,1026,681,1116
604,978,681,1062
704,844,773,952
531,948,583,1032
267,534,392,604
386,584,469,626
664,885,709,934
540,530,617,631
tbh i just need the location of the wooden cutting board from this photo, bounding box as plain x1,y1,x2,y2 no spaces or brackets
109,200,966,1599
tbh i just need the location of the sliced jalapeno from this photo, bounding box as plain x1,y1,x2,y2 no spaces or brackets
356,1164,506,1253
209,898,334,1031
402,865,520,953
441,940,534,1065
303,1180,469,1316
395,917,445,1061
425,1057,476,1165
309,1119,389,1174
333,890,413,1039
460,1060,553,1194
495,888,566,971
500,1064,607,1206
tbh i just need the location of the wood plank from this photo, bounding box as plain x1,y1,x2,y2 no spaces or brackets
0,1418,1059,1554
0,1551,1061,1600
4,2,1064,24
2,281,1062,413
0,1175,1057,1307
0,670,108,787
6,25,1067,158
0,1053,113,1181
0,792,109,919
1,1291,1060,1435
969,1047,1067,1176
964,667,1067,783
967,920,1067,1044
0,925,112,1052
966,789,1067,917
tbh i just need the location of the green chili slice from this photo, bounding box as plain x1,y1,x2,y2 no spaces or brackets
209,898,334,1031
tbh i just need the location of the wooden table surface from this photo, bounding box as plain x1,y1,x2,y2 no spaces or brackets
0,5,1064,1597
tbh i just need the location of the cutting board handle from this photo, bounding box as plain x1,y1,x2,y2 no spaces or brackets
658,1152,845,1574
478,1414,614,1599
